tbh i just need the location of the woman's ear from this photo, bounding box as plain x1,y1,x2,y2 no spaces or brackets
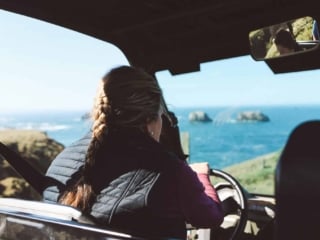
146,114,162,142
146,122,154,136
160,111,188,161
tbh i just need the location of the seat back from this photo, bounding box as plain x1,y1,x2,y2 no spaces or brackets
275,120,320,239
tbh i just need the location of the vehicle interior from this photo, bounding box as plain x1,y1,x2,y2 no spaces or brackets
0,0,320,240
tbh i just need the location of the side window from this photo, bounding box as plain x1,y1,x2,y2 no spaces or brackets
0,10,129,113
0,10,129,146
157,57,320,196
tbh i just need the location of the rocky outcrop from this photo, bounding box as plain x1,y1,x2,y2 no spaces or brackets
81,112,91,120
0,130,64,200
237,111,270,122
189,111,212,122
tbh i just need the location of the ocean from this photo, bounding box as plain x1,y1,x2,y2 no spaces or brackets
1,105,319,169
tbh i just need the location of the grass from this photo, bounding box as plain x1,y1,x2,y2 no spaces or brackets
218,150,281,195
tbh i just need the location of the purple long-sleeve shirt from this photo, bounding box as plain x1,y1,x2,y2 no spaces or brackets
177,162,224,228
149,160,224,231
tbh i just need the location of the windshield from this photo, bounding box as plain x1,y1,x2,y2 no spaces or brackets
156,58,320,195
1,9,320,197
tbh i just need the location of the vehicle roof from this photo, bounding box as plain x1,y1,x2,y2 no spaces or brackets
0,0,319,74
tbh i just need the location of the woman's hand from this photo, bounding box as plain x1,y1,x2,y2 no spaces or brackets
189,162,210,174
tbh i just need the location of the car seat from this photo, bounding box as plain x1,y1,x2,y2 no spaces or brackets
275,120,320,240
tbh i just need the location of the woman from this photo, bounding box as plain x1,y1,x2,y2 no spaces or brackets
274,28,302,55
44,66,223,239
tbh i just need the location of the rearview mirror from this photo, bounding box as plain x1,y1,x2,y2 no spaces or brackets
249,16,319,60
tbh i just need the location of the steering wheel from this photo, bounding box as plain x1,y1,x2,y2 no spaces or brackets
210,169,248,240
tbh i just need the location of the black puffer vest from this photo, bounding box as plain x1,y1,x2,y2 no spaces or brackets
43,129,186,239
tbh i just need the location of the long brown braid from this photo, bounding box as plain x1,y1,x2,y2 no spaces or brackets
59,66,166,212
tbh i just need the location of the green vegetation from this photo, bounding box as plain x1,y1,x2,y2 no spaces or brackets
221,151,281,195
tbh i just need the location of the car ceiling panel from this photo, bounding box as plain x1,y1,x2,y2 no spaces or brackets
0,0,319,74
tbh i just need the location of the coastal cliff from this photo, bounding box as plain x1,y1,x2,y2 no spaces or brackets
0,130,64,200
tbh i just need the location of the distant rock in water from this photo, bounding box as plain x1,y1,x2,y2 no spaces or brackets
237,111,270,122
189,111,213,122
81,112,91,120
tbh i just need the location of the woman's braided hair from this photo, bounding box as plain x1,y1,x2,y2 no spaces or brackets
59,66,166,211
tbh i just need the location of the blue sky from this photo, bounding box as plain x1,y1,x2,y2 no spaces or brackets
1,10,320,112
